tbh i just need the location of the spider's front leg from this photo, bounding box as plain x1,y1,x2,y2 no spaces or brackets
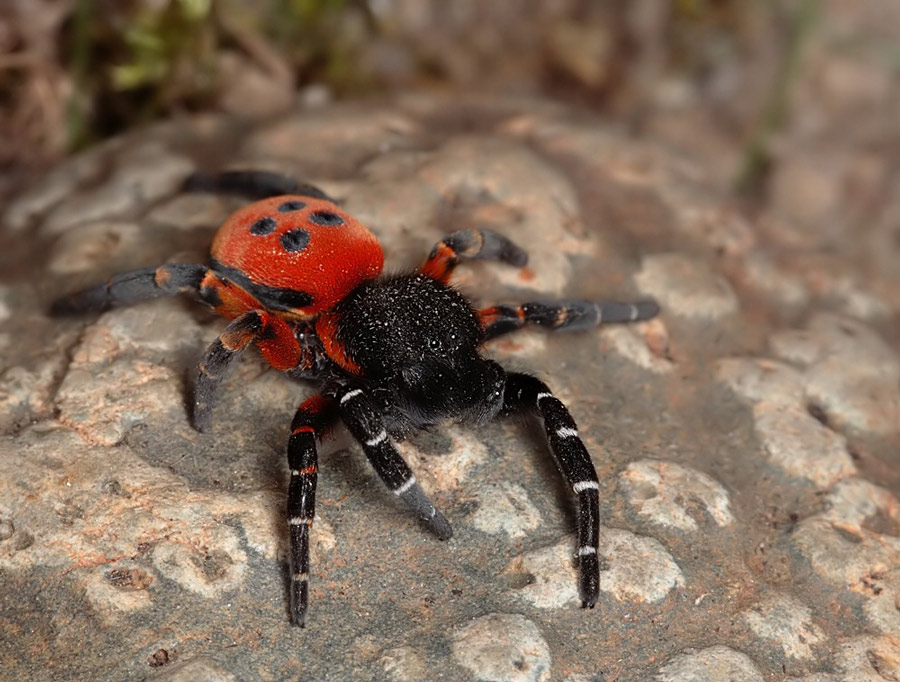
421,229,528,283
193,310,313,431
286,394,337,627
501,372,601,608
335,386,453,540
51,263,209,315
479,299,659,340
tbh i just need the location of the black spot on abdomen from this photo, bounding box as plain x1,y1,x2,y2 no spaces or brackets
281,228,311,252
250,216,277,236
278,200,307,212
309,211,345,226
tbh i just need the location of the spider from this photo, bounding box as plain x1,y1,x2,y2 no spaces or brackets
52,170,659,626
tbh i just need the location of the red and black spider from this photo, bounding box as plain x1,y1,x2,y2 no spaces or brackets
52,170,659,626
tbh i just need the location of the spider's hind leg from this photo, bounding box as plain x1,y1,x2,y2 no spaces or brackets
479,299,659,341
183,170,335,202
50,263,208,316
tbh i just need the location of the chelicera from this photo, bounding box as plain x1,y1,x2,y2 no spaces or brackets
52,170,659,626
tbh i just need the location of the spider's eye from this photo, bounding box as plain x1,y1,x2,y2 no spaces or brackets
281,228,311,252
250,216,277,236
309,211,345,226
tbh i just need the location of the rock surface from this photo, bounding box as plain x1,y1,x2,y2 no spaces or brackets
0,91,898,682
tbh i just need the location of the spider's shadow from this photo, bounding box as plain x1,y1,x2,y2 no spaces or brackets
518,413,580,533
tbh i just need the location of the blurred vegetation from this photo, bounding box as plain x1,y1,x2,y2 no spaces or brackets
66,0,367,148
0,0,814,198
735,0,818,195
1,0,373,193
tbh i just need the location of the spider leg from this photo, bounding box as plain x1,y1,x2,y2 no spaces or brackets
50,263,208,315
183,170,335,202
336,387,453,540
421,229,528,283
479,299,659,341
194,310,310,432
287,394,337,627
501,372,601,608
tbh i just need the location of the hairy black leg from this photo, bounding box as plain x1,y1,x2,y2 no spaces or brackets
336,387,452,540
421,229,528,282
480,299,659,341
287,394,337,627
183,170,335,202
193,311,263,432
51,263,208,316
501,372,600,608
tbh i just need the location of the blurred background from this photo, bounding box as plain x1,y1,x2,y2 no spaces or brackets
2,0,898,242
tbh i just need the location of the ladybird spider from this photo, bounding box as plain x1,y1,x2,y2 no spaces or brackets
52,170,659,626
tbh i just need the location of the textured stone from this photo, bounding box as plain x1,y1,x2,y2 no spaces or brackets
792,479,900,634
244,107,421,172
0,426,306,598
833,635,900,682
404,425,489,491
664,201,757,259
414,136,586,295
380,645,430,682
55,356,184,446
344,134,587,296
620,459,734,532
47,220,142,275
451,613,551,682
769,153,846,230
741,593,826,661
2,91,899,680
635,253,739,319
718,315,900,498
486,329,550,360
81,561,155,623
828,275,892,320
149,656,238,682
509,527,683,609
597,527,685,603
509,539,579,609
4,138,114,232
145,193,229,231
41,142,195,236
150,539,247,599
716,357,806,408
470,482,542,538
752,403,857,488
740,253,810,309
0,362,60,431
656,645,764,682
769,314,900,436
603,320,674,374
